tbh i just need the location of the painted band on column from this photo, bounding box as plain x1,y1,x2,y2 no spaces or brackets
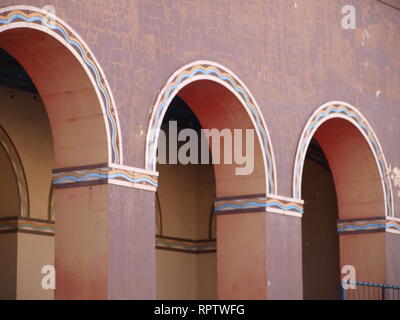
337,217,400,235
156,235,216,254
214,194,304,217
0,217,55,236
52,163,158,192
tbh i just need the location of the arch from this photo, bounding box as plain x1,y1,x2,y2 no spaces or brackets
0,124,29,217
293,101,394,217
0,5,123,166
145,61,277,194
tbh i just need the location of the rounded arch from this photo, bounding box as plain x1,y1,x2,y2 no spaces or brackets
293,101,394,217
145,60,277,194
0,124,29,217
0,5,123,166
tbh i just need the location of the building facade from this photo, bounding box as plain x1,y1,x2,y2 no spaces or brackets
0,0,399,299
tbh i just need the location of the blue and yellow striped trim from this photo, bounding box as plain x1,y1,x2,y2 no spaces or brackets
337,218,400,234
52,164,158,190
214,195,303,216
0,217,55,236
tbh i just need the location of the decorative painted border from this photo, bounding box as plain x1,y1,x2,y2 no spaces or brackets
156,236,216,254
266,194,304,217
0,217,55,236
145,61,277,194
0,124,29,217
337,217,400,235
292,101,394,217
0,6,123,164
214,194,303,217
52,163,159,191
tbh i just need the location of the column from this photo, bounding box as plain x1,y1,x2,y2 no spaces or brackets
52,163,158,299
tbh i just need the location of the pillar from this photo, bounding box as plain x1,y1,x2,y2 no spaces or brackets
53,163,158,299
214,194,304,299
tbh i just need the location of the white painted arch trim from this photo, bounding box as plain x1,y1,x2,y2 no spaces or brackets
145,60,278,195
292,100,394,217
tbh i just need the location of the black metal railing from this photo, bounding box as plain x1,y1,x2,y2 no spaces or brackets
341,281,400,300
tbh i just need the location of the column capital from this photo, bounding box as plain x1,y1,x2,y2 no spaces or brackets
52,163,158,192
0,216,55,237
337,216,400,235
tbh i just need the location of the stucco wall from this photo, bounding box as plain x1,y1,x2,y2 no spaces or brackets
1,0,398,212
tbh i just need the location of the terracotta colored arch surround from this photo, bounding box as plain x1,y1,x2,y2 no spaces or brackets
146,61,277,195
0,6,122,166
294,101,399,287
293,101,393,217
147,61,304,299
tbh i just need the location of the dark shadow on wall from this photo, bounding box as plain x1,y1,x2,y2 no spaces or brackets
302,138,341,300
155,96,217,300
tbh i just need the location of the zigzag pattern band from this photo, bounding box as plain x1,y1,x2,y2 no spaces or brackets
147,63,275,193
293,103,392,217
52,164,158,191
337,218,400,235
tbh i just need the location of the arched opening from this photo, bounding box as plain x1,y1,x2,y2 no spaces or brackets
149,62,275,299
295,103,392,299
0,48,54,300
156,96,217,299
301,138,340,299
0,7,121,299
